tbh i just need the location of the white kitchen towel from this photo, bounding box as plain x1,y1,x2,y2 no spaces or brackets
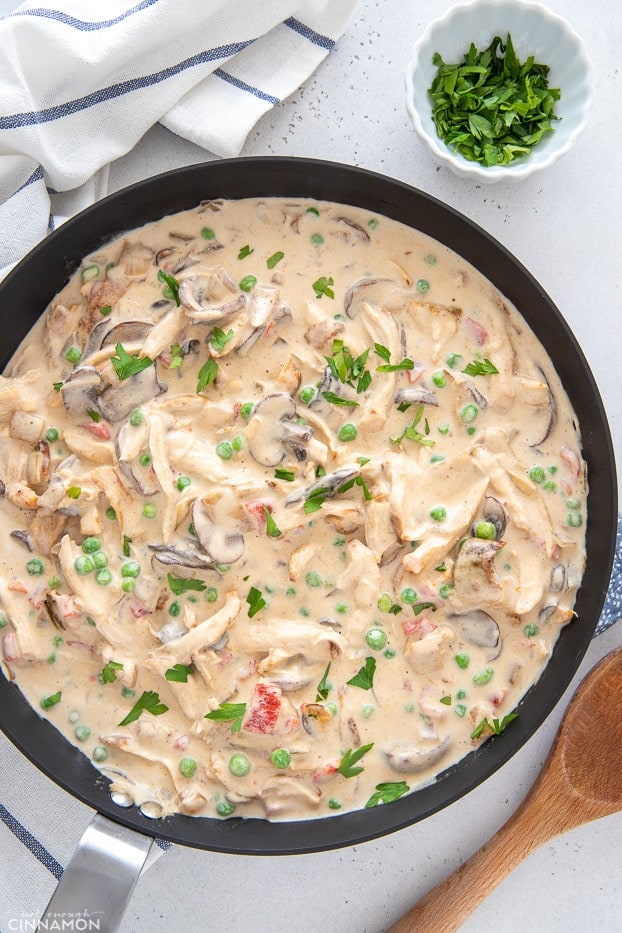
0,0,357,274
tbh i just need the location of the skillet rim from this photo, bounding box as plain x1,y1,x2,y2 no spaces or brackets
0,156,616,854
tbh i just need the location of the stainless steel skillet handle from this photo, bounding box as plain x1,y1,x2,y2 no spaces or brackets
38,812,153,933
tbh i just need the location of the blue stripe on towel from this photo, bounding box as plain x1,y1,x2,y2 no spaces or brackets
213,68,280,105
2,0,162,30
0,803,64,880
284,16,335,50
0,41,254,130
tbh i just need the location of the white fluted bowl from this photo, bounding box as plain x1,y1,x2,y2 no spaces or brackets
405,0,594,182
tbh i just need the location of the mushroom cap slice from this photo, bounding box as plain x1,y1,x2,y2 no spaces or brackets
246,393,297,467
97,365,165,423
383,735,452,774
191,498,244,566
446,609,501,661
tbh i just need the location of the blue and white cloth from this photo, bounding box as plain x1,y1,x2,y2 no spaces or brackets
0,0,357,275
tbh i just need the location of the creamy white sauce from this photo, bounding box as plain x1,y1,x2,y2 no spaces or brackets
0,197,586,821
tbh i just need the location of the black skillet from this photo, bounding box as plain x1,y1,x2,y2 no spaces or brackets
0,159,617,868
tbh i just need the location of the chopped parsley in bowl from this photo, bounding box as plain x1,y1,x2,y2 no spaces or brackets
405,0,593,182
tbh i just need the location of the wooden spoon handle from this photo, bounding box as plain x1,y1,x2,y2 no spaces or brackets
387,785,560,933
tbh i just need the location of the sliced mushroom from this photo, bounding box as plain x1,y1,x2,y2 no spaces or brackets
343,276,393,318
333,216,371,243
149,542,216,569
60,366,104,420
446,610,501,660
246,393,296,467
191,498,244,566
528,365,558,447
179,268,246,323
285,465,360,506
549,563,567,593
97,365,165,423
383,735,452,773
471,496,508,539
394,385,439,407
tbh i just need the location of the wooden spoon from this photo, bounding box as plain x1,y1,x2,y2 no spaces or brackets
389,646,622,933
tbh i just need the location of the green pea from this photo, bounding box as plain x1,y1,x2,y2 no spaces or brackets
365,628,387,650
92,746,108,762
446,352,462,369
229,753,251,777
305,571,322,588
529,466,546,484
430,454,446,464
524,623,539,637
26,558,44,575
456,689,466,700
384,647,396,659
438,423,450,435
455,653,470,669
336,602,348,614
239,402,254,419
169,601,181,617
74,725,91,742
299,386,316,405
430,506,447,522
473,667,494,686
179,757,197,778
74,556,95,576
201,227,216,240
361,703,375,719
432,371,445,388
270,748,291,769
460,404,478,423
567,512,582,527
139,452,152,467
121,580,135,593
95,568,112,587
45,427,59,442
92,551,108,568
438,583,453,599
310,233,324,245
68,710,80,724
454,704,467,718
216,799,236,817
231,435,243,452
205,587,218,603
239,275,257,292
416,278,430,293
338,423,358,442
377,592,393,612
328,798,342,810
121,560,140,578
65,346,81,365
106,506,117,520
400,587,418,604
176,475,191,492
474,521,496,539
404,702,415,713
129,408,144,426
216,441,234,460
142,503,157,519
